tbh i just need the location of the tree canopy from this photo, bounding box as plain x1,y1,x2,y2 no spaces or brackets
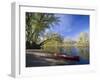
26,12,60,49
26,12,60,44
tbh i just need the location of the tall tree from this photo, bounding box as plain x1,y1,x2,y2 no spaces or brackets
77,32,89,46
26,12,60,45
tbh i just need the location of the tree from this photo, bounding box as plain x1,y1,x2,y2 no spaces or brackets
63,38,76,47
40,32,63,45
77,32,89,47
26,12,60,48
41,33,63,53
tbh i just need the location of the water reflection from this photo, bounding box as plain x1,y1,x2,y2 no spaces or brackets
60,46,89,64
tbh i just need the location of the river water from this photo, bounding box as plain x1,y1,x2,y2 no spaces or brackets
26,46,89,67
61,46,89,65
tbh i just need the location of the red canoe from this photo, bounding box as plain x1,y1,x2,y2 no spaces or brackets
53,54,80,61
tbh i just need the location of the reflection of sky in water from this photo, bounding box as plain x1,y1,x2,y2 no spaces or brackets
61,47,89,64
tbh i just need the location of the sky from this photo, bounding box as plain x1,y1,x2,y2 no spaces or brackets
45,14,89,40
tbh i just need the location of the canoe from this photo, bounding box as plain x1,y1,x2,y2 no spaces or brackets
54,54,80,61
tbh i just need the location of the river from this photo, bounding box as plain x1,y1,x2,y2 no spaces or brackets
61,46,89,65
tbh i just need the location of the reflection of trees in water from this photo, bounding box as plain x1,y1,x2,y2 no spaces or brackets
42,36,89,60
77,47,89,60
62,46,89,60
64,46,72,55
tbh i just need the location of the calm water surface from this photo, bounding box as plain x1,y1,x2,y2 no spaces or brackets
61,46,89,65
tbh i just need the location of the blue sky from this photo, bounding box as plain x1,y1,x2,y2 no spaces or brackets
45,14,89,40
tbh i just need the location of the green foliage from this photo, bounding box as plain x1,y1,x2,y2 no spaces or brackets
26,12,60,44
41,34,62,53
77,32,89,47
45,33,63,42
